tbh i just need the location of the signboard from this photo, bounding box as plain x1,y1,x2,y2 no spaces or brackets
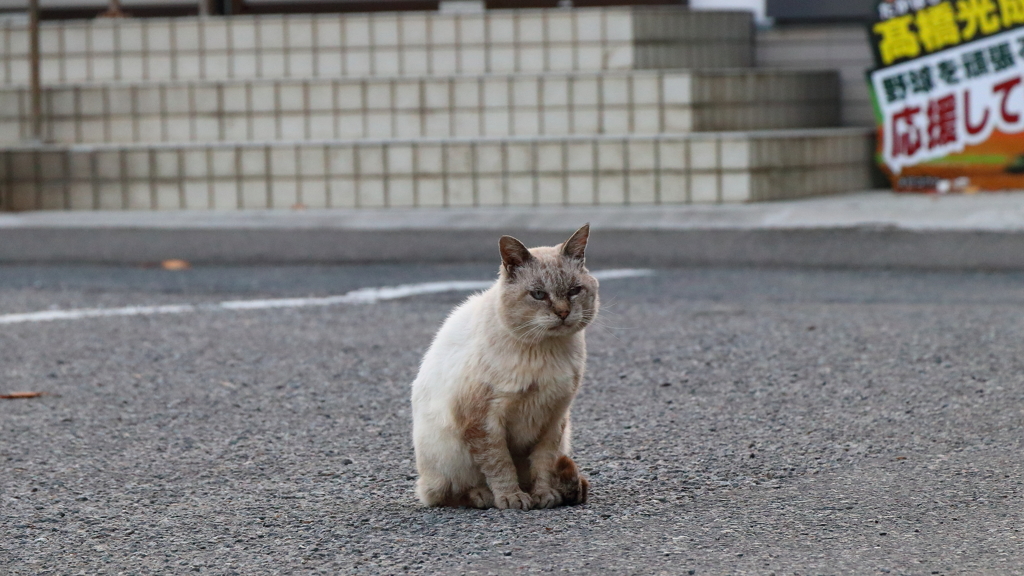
868,0,1024,192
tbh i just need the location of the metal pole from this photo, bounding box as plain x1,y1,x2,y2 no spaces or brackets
28,0,41,142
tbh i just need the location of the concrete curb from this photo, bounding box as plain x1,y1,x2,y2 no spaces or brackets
3,192,1024,270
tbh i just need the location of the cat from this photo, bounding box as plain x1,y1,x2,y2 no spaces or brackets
411,224,596,510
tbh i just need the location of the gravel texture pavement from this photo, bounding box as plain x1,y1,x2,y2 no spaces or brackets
3,265,1024,575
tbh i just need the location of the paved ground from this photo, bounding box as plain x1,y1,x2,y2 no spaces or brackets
5,191,1024,270
3,263,1024,575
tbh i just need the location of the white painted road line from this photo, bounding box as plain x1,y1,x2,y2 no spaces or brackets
0,268,654,325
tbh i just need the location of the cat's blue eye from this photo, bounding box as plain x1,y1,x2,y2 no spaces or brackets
567,286,583,297
530,289,547,300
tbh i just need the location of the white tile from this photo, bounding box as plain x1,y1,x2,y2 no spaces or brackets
366,82,392,108
606,43,633,69
354,143,382,175
287,18,315,49
629,173,657,204
394,112,422,138
281,115,306,139
446,144,473,175
536,142,563,172
628,140,657,170
289,52,314,77
231,20,258,51
571,108,600,134
431,49,458,74
146,23,173,52
476,176,503,206
260,52,286,78
576,11,603,42
417,145,444,175
511,77,538,107
571,77,599,106
519,47,546,72
373,49,401,75
566,175,593,205
358,178,386,208
598,176,626,204
602,109,630,134
183,149,210,178
337,113,363,139
394,80,420,109
260,20,286,50
328,177,356,208
460,14,486,44
633,107,661,134
212,180,238,209
96,151,122,180
40,28,60,56
453,79,480,108
721,173,751,202
547,12,574,42
517,13,545,43
63,57,88,82
241,179,268,208
387,145,414,174
301,179,327,208
298,147,326,176
549,46,574,71
542,77,569,107
431,15,457,45
447,177,475,207
7,29,30,56
279,84,304,112
461,48,486,73
318,53,344,76
316,19,343,48
565,142,592,171
542,109,569,135
308,82,334,111
417,178,445,207
488,47,516,73
177,55,201,80
402,49,429,74
147,56,173,81
365,112,393,138
659,172,687,204
92,58,116,81
345,50,371,75
453,111,480,137
483,110,510,137
401,14,429,45
663,108,693,132
720,140,750,169
632,75,660,105
662,74,692,105
64,27,88,54
602,76,629,105
597,141,624,170
166,115,192,141
690,141,718,170
577,45,603,70
211,149,236,177
343,16,371,47
239,148,264,177
372,17,400,46
175,21,200,51
127,182,152,210
507,175,533,206
41,57,62,83
184,181,210,209
204,54,229,79
249,85,274,113
92,22,118,53
270,178,298,208
388,177,416,208
605,11,633,42
156,151,180,178
690,173,719,203
474,143,502,174
537,176,564,206
510,110,539,136
487,13,516,44
326,146,354,176
202,21,229,50
270,147,297,176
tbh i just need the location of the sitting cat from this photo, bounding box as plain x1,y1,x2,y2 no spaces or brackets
411,224,597,509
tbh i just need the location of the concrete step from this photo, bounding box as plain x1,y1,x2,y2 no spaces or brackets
1,128,871,211
0,8,752,86
0,69,839,144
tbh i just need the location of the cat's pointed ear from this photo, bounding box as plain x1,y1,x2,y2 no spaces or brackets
561,223,590,262
499,235,534,277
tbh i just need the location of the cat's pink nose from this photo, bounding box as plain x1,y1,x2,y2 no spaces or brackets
556,310,569,320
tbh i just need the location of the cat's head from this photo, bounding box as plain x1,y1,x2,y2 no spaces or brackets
496,224,599,341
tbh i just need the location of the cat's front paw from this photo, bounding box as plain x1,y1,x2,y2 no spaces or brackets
530,486,563,509
467,486,494,509
493,490,532,510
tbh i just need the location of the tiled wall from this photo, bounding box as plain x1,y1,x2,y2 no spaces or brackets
0,69,838,144
0,8,752,85
0,129,872,210
756,24,875,127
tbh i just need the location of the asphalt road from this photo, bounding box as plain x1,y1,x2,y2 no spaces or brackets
3,264,1024,575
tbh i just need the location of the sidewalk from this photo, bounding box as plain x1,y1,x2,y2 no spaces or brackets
2,190,1024,270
